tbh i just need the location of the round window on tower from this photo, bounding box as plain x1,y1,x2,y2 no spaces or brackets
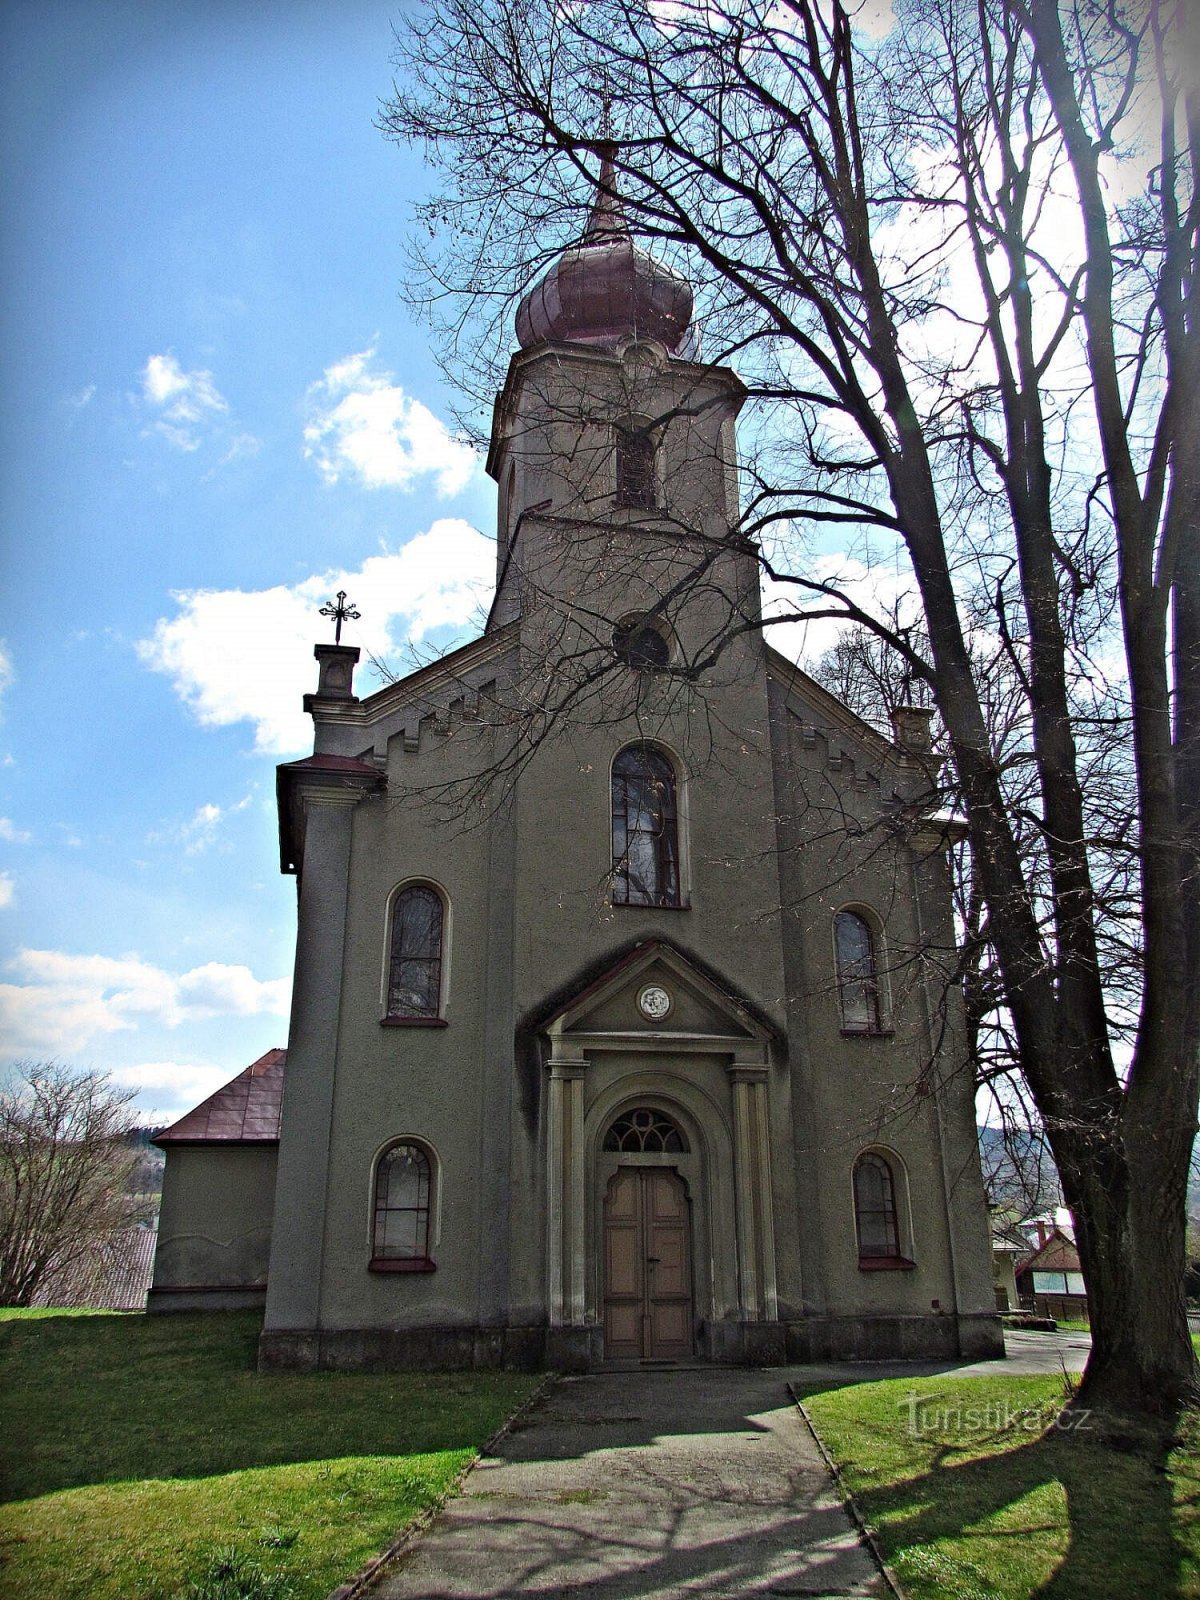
613,614,672,670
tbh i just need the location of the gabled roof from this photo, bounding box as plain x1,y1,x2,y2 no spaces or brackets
764,644,906,768
1016,1226,1081,1276
524,936,781,1049
154,1048,286,1146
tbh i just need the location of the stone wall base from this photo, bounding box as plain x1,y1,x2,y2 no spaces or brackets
258,1324,555,1374
147,1285,267,1313
258,1312,1004,1372
783,1311,1004,1362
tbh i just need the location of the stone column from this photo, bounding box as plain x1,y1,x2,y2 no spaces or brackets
729,1053,779,1322
261,779,369,1359
545,1051,587,1326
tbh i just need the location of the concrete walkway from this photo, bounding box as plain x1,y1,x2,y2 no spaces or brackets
363,1328,1090,1599
368,1367,888,1599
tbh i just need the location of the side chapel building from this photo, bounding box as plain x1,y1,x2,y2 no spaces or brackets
151,164,1002,1369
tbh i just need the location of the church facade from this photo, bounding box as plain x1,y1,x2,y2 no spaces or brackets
150,169,1002,1370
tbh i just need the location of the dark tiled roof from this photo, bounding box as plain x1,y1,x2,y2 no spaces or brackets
32,1226,158,1311
155,1048,286,1146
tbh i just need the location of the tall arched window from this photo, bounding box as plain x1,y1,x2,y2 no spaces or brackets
386,884,444,1020
615,425,657,509
371,1141,435,1271
853,1151,906,1263
612,746,681,907
834,909,882,1034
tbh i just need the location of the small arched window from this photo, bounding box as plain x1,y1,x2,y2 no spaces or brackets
612,746,681,908
613,613,671,670
853,1151,907,1264
615,425,657,509
387,884,444,1020
371,1141,435,1271
834,909,882,1034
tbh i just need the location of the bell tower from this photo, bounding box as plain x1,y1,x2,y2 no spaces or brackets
484,151,755,662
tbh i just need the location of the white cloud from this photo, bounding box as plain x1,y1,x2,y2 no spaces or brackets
219,432,261,465
0,948,291,1057
0,873,13,909
0,818,30,844
108,1058,249,1117
762,552,920,667
137,519,494,754
304,347,477,495
0,641,13,716
67,384,96,410
139,353,235,453
152,796,252,855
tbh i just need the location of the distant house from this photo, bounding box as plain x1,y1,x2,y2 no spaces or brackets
989,1216,1029,1312
1016,1223,1087,1321
147,1047,284,1312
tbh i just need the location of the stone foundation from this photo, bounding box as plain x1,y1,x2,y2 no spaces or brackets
784,1311,1004,1362
147,1285,268,1313
258,1311,1004,1372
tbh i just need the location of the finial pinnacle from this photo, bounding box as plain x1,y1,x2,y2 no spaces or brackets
582,140,628,245
319,590,361,645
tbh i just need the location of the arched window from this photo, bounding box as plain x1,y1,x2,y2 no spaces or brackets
615,425,657,509
603,1107,689,1153
613,613,671,670
386,884,444,1020
853,1151,906,1263
371,1141,435,1271
612,746,681,907
834,909,882,1034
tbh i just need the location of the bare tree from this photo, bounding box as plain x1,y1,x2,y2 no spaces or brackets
382,0,1200,1416
0,1063,142,1307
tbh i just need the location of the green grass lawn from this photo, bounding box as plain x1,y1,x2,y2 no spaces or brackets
0,1310,539,1600
801,1372,1200,1600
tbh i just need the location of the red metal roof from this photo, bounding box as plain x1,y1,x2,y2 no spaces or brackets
278,753,380,776
155,1048,286,1145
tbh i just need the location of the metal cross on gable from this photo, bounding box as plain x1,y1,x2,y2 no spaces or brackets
319,590,361,645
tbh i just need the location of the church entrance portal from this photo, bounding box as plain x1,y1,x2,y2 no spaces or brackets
602,1166,693,1359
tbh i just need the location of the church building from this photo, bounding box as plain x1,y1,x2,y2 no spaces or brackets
150,163,1002,1370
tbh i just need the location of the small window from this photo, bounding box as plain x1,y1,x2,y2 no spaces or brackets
603,1107,689,1153
835,909,882,1034
371,1141,435,1271
613,614,670,669
615,426,657,509
387,884,444,1020
612,746,681,907
853,1151,908,1265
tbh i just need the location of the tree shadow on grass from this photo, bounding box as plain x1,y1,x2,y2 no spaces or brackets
852,1414,1200,1600
0,1312,538,1502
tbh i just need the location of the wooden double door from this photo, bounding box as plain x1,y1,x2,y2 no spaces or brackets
602,1166,693,1360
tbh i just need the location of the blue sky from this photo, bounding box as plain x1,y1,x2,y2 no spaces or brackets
0,0,497,1121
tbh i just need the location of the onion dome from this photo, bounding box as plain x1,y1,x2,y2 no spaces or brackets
515,148,694,355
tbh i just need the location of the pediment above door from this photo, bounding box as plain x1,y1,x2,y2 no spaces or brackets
535,939,776,1059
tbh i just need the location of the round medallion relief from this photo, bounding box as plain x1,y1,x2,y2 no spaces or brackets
637,983,673,1023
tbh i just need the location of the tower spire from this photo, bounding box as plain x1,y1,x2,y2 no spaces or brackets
581,142,628,245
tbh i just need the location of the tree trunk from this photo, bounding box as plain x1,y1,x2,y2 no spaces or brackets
1055,1112,1200,1416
